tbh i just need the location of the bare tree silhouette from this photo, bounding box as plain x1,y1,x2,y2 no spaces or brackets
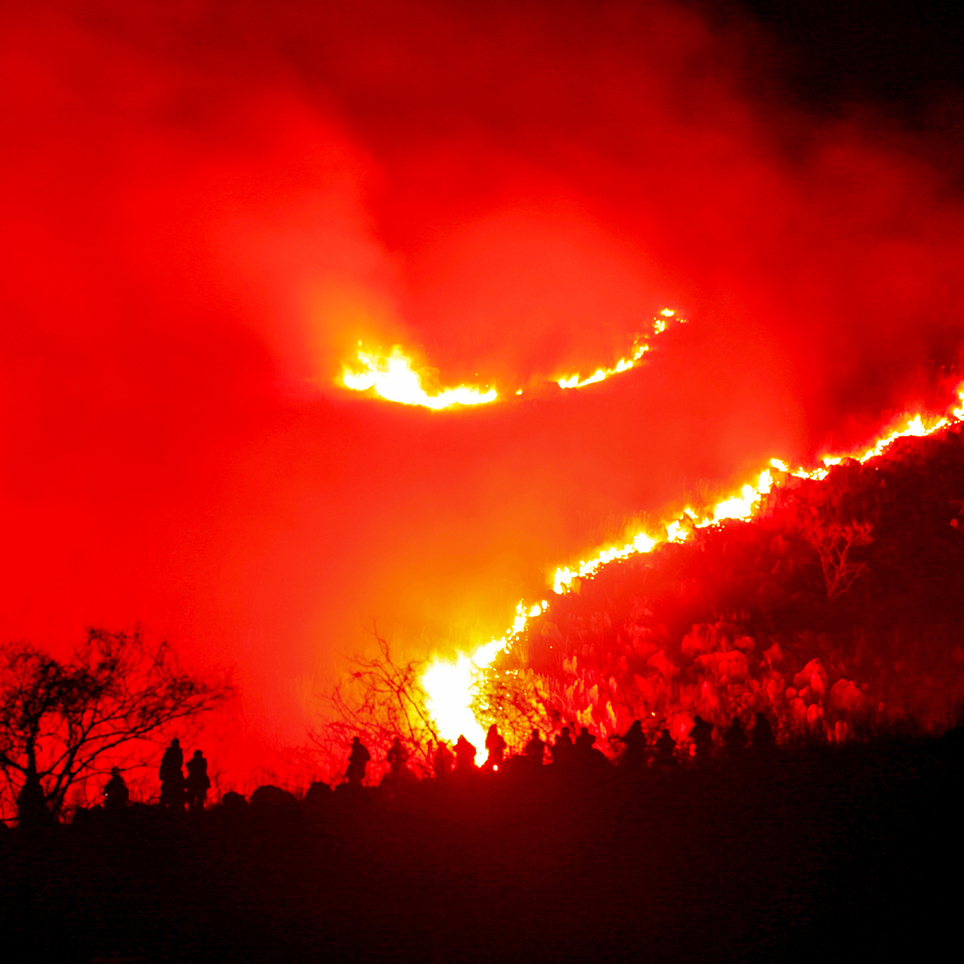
0,628,232,824
313,632,439,781
802,519,875,599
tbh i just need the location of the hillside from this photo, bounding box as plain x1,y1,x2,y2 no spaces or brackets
488,423,964,746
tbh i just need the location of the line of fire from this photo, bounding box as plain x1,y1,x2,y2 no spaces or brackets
340,310,682,409
316,386,964,786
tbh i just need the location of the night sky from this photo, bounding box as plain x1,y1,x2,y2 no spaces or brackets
3,0,964,782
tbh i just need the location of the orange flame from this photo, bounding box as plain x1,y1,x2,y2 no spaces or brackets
340,310,682,408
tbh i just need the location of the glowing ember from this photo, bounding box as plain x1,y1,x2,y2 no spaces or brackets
420,383,964,746
342,346,498,410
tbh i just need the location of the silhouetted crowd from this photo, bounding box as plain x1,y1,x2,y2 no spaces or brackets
86,712,778,818
330,711,778,793
96,738,211,816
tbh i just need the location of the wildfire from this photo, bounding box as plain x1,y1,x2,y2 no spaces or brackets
550,469,776,594
342,346,498,410
419,383,964,749
341,310,682,409
555,341,650,390
548,391,962,597
556,310,682,389
421,602,545,758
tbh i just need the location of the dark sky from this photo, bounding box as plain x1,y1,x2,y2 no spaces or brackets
2,0,964,780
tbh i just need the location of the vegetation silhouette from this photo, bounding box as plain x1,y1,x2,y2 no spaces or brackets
1,727,959,964
314,632,440,783
4,399,964,961
0,628,231,825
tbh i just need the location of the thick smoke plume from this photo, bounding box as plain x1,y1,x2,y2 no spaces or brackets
2,0,963,783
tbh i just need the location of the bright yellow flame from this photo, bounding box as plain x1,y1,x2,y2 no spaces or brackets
343,347,498,410
551,531,658,594
420,602,547,753
545,401,963,601
557,354,645,390
422,655,488,755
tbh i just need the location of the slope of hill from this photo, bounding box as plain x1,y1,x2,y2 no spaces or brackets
487,423,964,746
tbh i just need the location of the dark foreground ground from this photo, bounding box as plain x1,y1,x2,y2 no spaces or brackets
2,735,962,964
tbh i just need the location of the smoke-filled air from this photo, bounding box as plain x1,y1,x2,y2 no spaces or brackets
4,0,964,789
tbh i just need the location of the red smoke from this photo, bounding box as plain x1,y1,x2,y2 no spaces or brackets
2,0,963,787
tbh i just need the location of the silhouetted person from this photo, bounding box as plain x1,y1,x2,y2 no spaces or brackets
185,750,210,811
483,724,506,771
723,717,747,763
550,726,575,767
386,737,410,781
455,735,477,773
345,737,371,787
433,741,454,780
523,728,546,766
102,767,129,811
573,726,610,775
655,728,677,767
159,738,185,809
751,712,775,758
618,720,647,770
690,716,714,766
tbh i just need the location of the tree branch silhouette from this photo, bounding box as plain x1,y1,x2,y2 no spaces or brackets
0,627,232,823
312,630,440,781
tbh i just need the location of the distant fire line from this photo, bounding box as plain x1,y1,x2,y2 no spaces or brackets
419,383,964,752
339,310,682,410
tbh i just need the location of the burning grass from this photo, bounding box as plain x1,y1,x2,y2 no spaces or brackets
326,400,964,772
483,424,964,751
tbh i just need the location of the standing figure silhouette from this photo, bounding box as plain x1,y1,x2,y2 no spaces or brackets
483,724,506,771
159,738,185,809
345,737,371,787
103,767,129,811
524,729,546,766
455,735,477,773
386,737,411,782
185,750,211,811
655,728,678,767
